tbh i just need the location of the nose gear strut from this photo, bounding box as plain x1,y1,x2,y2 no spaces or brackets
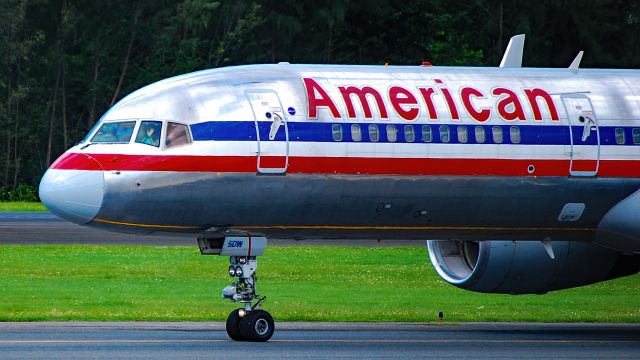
198,235,274,342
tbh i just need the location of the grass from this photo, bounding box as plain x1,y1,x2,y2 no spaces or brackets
0,202,46,212
0,245,638,322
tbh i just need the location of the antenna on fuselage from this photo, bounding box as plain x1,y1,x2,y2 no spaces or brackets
569,51,584,73
499,34,525,68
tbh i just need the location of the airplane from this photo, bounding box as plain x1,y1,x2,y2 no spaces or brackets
39,35,640,342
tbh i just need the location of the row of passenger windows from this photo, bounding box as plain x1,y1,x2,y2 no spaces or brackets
332,124,640,145
91,120,192,149
617,128,640,145
331,124,522,144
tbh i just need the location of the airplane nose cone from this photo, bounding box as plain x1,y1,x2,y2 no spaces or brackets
39,154,105,224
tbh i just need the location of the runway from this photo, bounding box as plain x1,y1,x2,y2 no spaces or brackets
0,322,638,359
3,213,638,358
0,212,420,246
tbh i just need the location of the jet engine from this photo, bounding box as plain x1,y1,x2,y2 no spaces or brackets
426,240,640,294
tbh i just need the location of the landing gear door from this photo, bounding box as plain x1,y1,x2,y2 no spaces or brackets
561,94,600,176
245,90,289,174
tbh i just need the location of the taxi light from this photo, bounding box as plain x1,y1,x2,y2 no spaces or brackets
235,266,243,277
238,256,247,264
228,266,236,277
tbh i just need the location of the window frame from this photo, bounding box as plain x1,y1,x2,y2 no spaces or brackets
439,125,450,143
404,125,415,143
457,126,468,144
492,126,503,144
615,127,626,145
475,126,485,144
632,128,640,145
368,124,380,142
135,120,164,148
421,125,433,143
90,120,137,144
331,123,344,142
351,124,362,142
164,121,193,149
386,124,398,143
510,126,521,144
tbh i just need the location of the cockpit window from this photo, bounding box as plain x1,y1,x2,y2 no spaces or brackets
91,121,136,143
135,121,162,147
165,122,192,148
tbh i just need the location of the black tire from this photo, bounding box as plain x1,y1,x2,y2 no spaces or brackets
238,310,275,342
226,309,245,341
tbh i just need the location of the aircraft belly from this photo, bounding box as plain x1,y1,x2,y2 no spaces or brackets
92,171,640,241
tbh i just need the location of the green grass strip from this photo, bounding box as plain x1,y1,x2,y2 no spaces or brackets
0,245,638,322
0,202,46,212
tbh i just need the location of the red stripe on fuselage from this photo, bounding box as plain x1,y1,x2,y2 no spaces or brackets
50,152,103,171
50,152,640,177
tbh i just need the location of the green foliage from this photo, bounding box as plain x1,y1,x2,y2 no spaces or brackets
0,1,639,188
0,245,638,322
0,183,38,202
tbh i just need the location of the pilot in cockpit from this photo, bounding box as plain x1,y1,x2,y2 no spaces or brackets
136,121,161,147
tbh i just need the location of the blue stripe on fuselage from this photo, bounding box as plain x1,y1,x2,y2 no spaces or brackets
190,121,639,146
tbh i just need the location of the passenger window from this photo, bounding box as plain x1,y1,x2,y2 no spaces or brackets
510,126,521,144
615,128,625,144
457,126,468,143
91,121,136,143
165,122,192,148
633,128,640,144
475,126,485,143
421,125,432,142
332,124,343,141
351,124,362,142
439,125,450,143
135,121,162,147
368,124,379,142
404,125,415,143
492,126,503,144
386,125,397,142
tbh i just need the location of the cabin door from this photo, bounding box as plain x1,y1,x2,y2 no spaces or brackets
562,94,600,176
245,89,289,174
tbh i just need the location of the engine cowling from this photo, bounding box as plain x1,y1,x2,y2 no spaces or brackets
426,240,640,294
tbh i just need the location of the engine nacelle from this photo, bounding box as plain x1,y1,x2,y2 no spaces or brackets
427,240,640,294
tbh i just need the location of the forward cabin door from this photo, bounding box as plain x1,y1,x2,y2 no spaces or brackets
245,89,289,174
562,94,600,176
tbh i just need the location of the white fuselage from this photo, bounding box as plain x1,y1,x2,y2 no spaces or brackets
40,64,640,253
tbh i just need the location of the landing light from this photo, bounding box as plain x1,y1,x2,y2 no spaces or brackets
228,266,236,277
235,266,243,277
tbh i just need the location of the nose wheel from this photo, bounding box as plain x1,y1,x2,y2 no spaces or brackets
226,308,275,342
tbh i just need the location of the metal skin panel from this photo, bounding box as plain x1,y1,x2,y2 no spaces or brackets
100,65,640,126
42,64,640,249
84,170,640,242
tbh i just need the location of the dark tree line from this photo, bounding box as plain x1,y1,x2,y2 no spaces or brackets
0,0,639,197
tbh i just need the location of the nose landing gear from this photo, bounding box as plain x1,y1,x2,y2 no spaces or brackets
198,235,274,342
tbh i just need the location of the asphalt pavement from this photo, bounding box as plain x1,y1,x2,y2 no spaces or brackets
0,322,638,359
0,212,421,246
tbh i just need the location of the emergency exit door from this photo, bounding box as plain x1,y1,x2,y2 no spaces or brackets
245,89,289,174
561,94,600,176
